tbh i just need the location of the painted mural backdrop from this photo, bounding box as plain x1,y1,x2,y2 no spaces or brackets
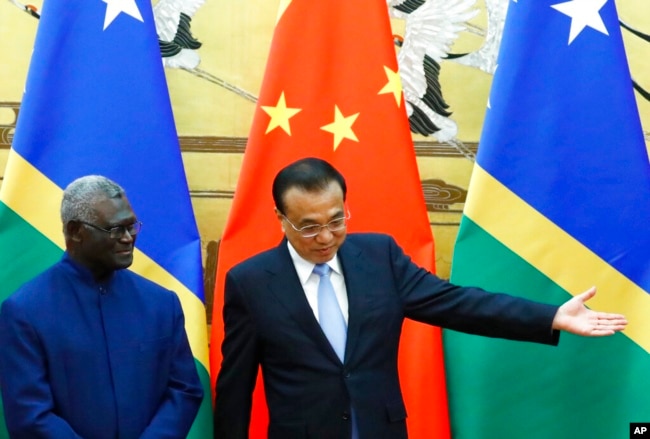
1,0,648,278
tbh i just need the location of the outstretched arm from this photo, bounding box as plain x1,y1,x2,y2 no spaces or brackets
552,286,627,336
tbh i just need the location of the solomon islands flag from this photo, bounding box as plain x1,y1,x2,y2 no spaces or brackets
444,0,650,438
0,0,211,437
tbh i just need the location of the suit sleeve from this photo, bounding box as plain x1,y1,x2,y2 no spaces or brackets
139,293,204,439
386,236,560,344
213,270,261,439
0,298,83,438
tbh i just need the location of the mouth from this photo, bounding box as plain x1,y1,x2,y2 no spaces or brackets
316,247,333,256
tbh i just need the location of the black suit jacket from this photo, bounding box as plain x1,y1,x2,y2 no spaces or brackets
214,233,559,439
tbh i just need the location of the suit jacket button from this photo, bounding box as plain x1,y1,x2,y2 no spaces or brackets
342,411,350,420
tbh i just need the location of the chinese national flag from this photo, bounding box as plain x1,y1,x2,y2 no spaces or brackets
209,0,449,437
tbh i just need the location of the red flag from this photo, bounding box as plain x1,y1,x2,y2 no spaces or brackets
210,0,449,437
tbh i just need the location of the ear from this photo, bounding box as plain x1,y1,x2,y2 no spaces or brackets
274,208,286,232
65,221,84,242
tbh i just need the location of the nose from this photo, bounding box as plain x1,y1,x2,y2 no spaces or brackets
314,226,334,241
119,229,135,242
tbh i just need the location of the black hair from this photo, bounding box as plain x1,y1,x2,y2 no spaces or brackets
272,157,347,214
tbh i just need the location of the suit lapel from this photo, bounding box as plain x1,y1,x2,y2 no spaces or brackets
265,242,343,364
337,238,370,363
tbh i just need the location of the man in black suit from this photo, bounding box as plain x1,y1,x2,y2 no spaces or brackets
213,157,626,439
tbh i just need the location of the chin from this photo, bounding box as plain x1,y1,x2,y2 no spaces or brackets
114,255,134,269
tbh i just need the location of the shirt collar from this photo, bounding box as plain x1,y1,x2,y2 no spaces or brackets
61,251,116,286
286,241,342,286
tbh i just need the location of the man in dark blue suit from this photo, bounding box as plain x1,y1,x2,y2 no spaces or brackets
213,157,627,439
0,175,203,438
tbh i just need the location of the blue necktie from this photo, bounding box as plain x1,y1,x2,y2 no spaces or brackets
314,263,347,361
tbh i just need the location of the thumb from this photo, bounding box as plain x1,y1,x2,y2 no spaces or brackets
576,286,597,303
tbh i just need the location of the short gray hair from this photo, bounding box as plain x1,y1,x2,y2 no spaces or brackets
61,175,125,225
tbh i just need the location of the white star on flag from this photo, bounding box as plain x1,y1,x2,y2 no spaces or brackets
102,0,143,30
551,0,609,44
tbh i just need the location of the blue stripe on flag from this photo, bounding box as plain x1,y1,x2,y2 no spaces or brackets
478,0,650,291
10,0,203,299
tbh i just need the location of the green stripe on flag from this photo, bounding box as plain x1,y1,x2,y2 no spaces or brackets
187,360,213,438
0,201,63,301
0,398,7,439
462,164,650,352
446,218,650,439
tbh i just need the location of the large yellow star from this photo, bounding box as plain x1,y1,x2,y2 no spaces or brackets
261,92,302,135
378,66,403,107
320,105,360,150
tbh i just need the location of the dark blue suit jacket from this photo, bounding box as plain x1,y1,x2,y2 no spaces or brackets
214,233,559,439
0,254,203,439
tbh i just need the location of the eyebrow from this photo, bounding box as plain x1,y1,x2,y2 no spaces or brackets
299,211,345,226
104,219,138,228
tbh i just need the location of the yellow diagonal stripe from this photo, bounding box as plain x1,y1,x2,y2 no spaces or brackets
0,150,66,249
0,149,209,368
464,164,650,353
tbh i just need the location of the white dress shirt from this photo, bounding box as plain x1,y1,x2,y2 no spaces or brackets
287,241,349,325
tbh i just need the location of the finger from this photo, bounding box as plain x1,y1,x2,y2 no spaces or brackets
591,316,627,335
577,286,597,302
592,322,626,332
596,322,627,330
596,313,627,322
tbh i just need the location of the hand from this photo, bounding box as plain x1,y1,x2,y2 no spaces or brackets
552,286,627,336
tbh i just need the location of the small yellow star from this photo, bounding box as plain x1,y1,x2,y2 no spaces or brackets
378,66,403,107
320,105,360,150
261,92,302,135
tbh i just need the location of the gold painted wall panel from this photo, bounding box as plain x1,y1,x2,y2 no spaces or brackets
1,0,649,283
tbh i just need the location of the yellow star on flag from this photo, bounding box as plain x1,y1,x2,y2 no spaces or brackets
320,105,360,150
378,66,403,107
261,92,302,135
